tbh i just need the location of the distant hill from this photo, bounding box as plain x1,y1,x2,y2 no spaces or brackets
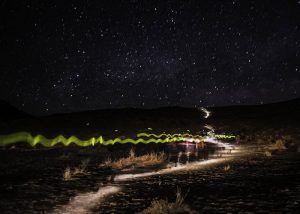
207,98,300,133
210,98,300,120
0,98,299,137
0,100,30,122
1,107,204,138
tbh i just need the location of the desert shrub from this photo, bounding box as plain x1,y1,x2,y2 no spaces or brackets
264,151,272,157
129,148,135,158
139,187,197,214
224,165,231,171
63,159,89,181
63,167,72,181
101,151,167,170
266,139,286,151
73,159,89,175
103,157,112,166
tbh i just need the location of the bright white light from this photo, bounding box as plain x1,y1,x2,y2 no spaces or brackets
204,124,214,131
181,137,201,143
199,107,211,118
203,136,233,149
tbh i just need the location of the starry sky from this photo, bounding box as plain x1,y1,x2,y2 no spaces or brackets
1,0,300,115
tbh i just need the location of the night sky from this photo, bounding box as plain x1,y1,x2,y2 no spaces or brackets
1,0,300,115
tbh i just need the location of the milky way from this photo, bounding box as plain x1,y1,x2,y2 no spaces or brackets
1,0,300,115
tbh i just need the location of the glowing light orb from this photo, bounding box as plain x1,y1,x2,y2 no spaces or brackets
199,107,211,118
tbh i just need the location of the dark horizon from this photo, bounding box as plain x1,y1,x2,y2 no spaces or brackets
1,0,300,115
1,96,300,117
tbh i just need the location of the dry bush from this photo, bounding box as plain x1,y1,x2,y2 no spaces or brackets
73,159,89,176
265,139,286,152
103,157,112,166
137,152,167,167
63,159,89,181
101,150,167,170
273,139,286,150
264,151,272,157
129,148,135,158
141,199,170,213
63,167,72,181
174,187,185,206
139,187,197,214
224,165,231,171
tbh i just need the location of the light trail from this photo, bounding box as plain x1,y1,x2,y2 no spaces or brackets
52,186,121,214
199,107,211,118
114,145,247,182
0,132,187,147
0,131,235,147
203,136,233,149
0,106,236,148
136,133,202,139
214,134,236,139
114,158,227,181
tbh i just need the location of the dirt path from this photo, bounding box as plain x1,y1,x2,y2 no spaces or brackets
93,149,299,213
0,145,299,214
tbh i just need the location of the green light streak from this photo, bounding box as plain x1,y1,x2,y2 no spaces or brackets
207,132,236,139
0,107,237,147
214,134,236,139
0,132,186,147
136,133,202,139
0,131,235,147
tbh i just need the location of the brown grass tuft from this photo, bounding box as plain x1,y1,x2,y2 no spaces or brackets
264,151,272,157
101,150,167,170
73,159,89,176
265,139,286,151
63,167,72,181
63,159,89,181
224,165,231,171
139,187,196,214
